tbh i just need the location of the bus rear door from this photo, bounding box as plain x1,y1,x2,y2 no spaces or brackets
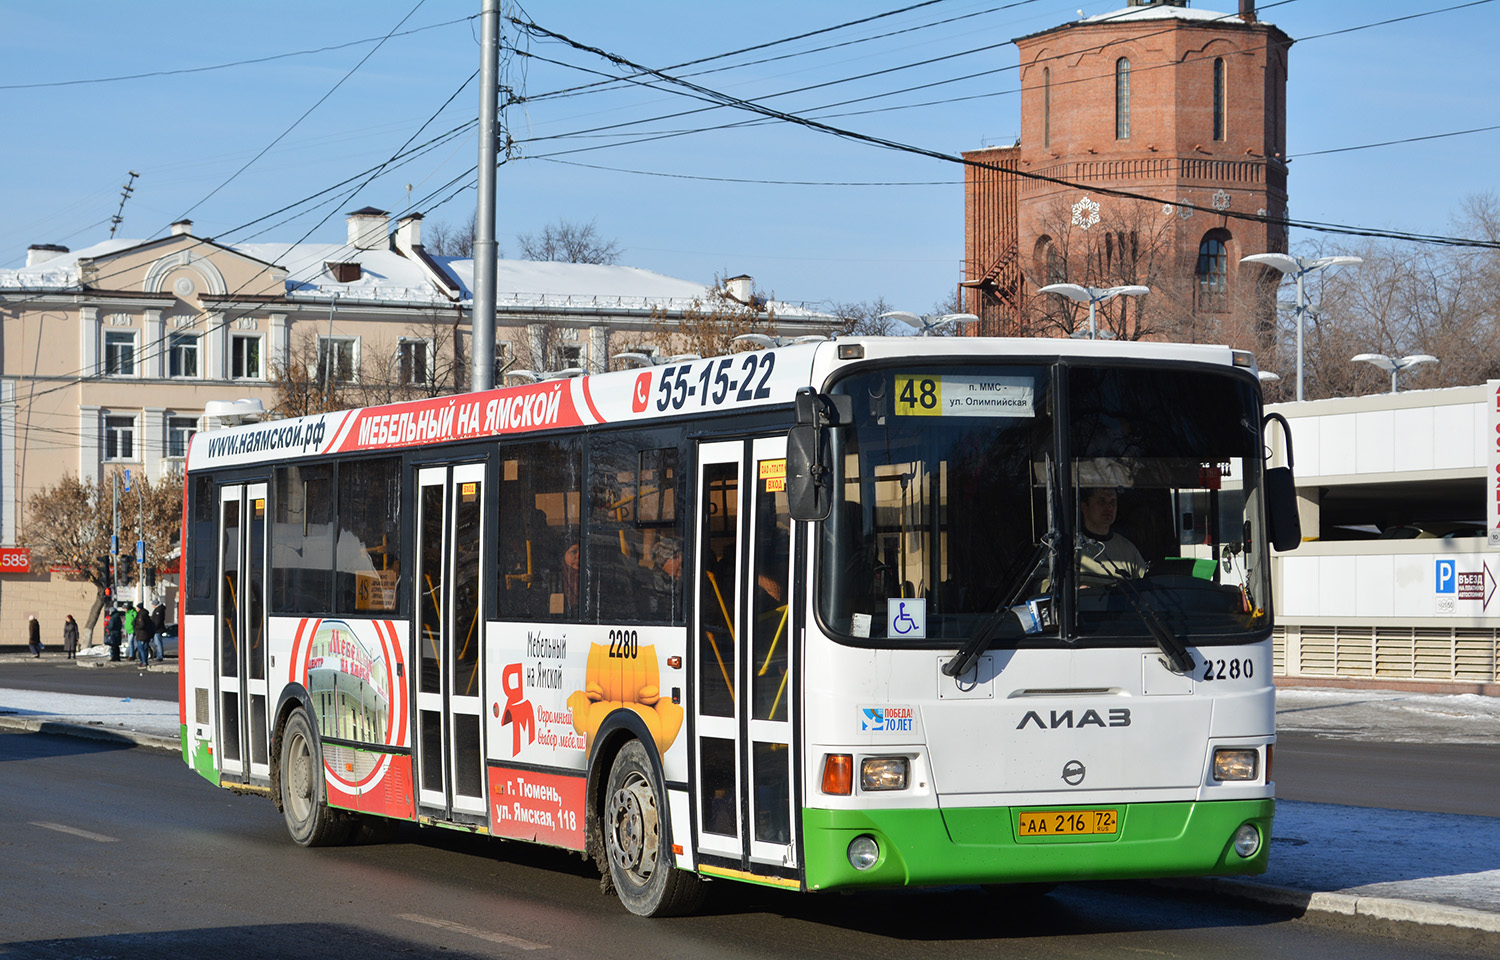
692,438,798,877
414,463,489,823
216,481,269,784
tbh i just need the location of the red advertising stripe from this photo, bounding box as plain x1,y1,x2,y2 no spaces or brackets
488,766,586,851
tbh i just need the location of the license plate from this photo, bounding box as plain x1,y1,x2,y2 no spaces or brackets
1017,809,1118,837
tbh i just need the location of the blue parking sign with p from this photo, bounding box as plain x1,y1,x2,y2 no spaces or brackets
1435,559,1456,594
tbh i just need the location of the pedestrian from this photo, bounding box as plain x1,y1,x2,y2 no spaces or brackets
26,614,42,657
133,602,155,668
150,601,167,663
62,614,79,660
123,603,139,662
106,604,124,662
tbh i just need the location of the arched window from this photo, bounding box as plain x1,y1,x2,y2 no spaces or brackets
1115,58,1131,140
1213,58,1226,141
1036,236,1065,285
1043,67,1051,149
1196,230,1231,312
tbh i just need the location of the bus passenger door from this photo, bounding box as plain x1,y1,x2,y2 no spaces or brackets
216,482,270,784
692,438,797,871
414,464,488,822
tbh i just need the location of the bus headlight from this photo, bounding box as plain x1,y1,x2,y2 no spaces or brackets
1213,748,1259,781
848,835,880,870
860,757,909,791
1232,823,1261,858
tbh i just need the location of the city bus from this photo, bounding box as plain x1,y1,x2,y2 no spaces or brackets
178,336,1300,916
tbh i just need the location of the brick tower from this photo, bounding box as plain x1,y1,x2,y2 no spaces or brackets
962,0,1291,344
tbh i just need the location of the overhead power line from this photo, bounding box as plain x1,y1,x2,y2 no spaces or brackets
507,13,1500,251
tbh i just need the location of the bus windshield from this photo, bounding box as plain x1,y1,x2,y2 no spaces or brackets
817,361,1270,647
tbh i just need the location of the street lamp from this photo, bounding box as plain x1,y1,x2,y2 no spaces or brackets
1036,284,1149,339
1240,253,1363,402
1350,353,1438,394
878,311,979,336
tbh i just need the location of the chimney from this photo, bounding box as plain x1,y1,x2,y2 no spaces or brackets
1239,0,1256,21
25,244,69,268
345,206,390,251
394,213,424,257
724,275,754,304
170,220,193,236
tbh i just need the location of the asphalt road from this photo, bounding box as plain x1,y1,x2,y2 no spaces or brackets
3,728,1497,960
1273,732,1500,818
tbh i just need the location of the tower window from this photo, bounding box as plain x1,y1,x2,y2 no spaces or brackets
1196,231,1231,312
1115,58,1131,140
1043,67,1051,149
1213,58,1226,141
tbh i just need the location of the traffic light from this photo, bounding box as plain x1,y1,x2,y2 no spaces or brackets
98,556,113,598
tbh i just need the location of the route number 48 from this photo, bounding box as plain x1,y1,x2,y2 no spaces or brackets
895,376,941,416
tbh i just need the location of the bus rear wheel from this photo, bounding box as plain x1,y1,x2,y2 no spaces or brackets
278,709,351,847
603,740,703,917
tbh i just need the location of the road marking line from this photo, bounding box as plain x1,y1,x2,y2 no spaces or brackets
31,821,118,843
398,914,550,950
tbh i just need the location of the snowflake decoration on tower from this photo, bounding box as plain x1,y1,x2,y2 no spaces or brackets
1071,196,1101,230
1213,189,1231,211
1177,196,1195,220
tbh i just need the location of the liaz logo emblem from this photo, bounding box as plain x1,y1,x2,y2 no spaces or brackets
1016,708,1131,730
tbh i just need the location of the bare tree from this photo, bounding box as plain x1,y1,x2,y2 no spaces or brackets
624,276,777,362
828,295,898,336
517,219,622,265
1287,196,1500,399
425,213,479,258
25,471,181,641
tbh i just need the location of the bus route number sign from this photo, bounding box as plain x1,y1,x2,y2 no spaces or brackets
893,375,1035,418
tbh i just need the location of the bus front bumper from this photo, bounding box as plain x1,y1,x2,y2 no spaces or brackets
801,798,1273,891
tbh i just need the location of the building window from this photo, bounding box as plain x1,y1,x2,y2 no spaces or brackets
1042,66,1051,149
1196,230,1231,312
166,416,198,459
104,415,136,460
1115,58,1131,140
1213,58,1226,141
104,332,136,376
168,333,200,378
561,345,583,369
317,336,358,384
397,339,433,386
231,334,262,380
1036,236,1065,285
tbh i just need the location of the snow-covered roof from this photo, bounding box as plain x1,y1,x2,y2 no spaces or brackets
1081,4,1268,26
0,234,831,320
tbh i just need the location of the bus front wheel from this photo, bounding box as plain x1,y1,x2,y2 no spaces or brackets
603,740,704,917
278,709,351,847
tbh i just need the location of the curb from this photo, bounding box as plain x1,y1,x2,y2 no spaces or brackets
1159,877,1500,934
0,715,179,754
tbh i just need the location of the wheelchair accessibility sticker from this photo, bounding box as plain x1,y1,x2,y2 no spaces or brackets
888,598,926,639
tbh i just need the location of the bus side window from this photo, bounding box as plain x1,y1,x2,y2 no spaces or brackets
498,439,581,621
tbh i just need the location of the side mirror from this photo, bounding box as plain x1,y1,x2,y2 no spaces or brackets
786,390,852,522
1262,412,1301,551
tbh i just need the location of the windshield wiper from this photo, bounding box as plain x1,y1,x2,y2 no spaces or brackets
942,534,1057,679
1078,536,1196,675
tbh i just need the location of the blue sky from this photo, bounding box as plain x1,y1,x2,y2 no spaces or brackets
2,0,1494,313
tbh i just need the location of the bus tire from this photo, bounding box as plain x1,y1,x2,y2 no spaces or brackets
278,709,351,847
603,740,704,917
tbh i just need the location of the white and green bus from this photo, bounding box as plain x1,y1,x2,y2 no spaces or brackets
179,336,1299,916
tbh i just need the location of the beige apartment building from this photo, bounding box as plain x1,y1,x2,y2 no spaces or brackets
0,207,828,641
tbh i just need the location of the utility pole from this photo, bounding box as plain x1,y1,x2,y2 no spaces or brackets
471,0,501,391
109,172,140,239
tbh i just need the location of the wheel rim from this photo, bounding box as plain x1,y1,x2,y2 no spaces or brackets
606,772,659,885
286,730,314,822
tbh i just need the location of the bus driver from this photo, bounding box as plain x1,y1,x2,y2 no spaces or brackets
1078,487,1147,584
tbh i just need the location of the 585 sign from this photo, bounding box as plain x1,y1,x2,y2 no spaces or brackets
0,548,31,573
